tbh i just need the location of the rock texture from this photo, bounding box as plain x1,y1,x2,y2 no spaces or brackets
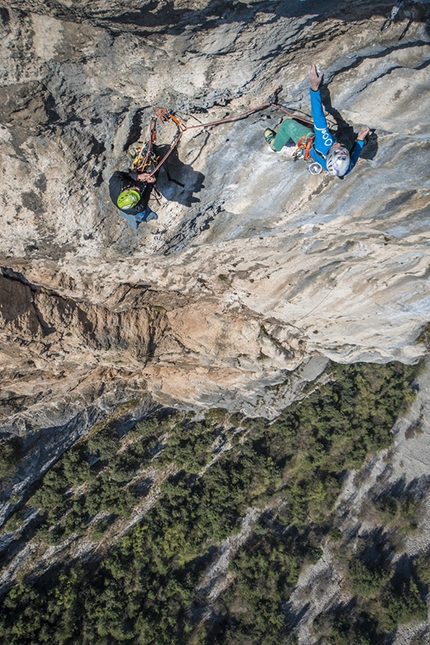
1,0,430,432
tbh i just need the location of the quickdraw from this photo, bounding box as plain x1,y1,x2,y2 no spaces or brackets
131,118,158,172
152,107,186,130
293,134,315,161
131,143,158,173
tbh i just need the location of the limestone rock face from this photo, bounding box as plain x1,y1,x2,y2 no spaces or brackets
1,0,430,428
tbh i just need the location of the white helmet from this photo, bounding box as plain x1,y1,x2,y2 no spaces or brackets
326,145,350,177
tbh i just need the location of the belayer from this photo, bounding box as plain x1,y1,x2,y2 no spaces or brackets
264,64,370,177
108,167,158,230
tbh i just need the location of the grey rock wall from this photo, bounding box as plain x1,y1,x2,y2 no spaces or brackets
1,1,430,428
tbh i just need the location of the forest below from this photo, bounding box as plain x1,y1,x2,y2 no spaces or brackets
0,361,429,645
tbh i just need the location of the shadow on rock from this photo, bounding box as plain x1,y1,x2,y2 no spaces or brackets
155,145,205,207
401,3,430,40
320,84,379,160
360,130,378,161
320,84,355,144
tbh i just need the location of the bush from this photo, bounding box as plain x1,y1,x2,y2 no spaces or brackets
373,492,421,534
87,430,118,461
62,448,91,485
30,470,68,521
347,556,391,598
379,576,427,631
90,517,112,541
0,436,23,481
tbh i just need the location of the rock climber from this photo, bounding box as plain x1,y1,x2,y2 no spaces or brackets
108,168,158,230
264,64,370,177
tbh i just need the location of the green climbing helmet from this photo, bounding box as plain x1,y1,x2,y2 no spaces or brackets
117,188,141,210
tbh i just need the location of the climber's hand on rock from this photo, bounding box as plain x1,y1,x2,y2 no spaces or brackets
357,126,370,141
137,172,156,183
308,64,322,91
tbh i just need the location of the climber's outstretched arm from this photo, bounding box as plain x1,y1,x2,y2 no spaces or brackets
308,64,322,91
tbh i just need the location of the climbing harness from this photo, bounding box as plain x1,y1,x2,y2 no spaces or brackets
293,134,315,162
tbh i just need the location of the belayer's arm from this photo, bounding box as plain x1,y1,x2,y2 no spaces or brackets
136,172,156,184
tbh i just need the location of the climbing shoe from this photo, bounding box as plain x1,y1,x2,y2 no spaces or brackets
264,129,276,150
144,211,158,222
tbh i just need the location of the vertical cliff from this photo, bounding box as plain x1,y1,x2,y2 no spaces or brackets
0,0,429,422
1,3,430,642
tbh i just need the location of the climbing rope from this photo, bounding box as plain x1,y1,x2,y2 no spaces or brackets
132,90,314,178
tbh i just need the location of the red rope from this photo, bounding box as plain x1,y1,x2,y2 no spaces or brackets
272,103,313,125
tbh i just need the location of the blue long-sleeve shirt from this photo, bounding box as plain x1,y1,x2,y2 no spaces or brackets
309,88,365,174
